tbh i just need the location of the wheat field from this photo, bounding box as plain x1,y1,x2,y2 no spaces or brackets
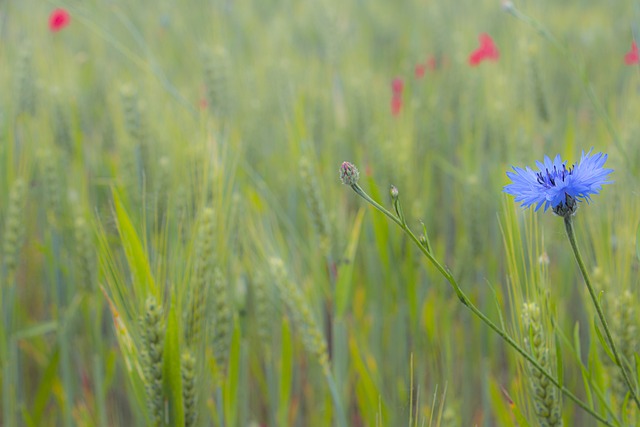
2,0,640,426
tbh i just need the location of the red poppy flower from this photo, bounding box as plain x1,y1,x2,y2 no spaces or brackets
469,49,485,66
415,63,426,79
469,33,499,66
479,34,499,60
391,95,402,117
49,8,70,32
625,41,639,65
391,77,404,96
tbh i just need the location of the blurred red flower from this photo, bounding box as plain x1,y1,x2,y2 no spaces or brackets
49,8,70,32
391,77,404,96
469,33,499,66
625,41,639,65
415,63,426,78
391,95,402,116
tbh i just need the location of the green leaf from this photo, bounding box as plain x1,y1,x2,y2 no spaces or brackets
636,220,640,262
555,332,564,389
224,321,241,427
488,381,531,427
573,322,582,363
112,188,157,299
349,335,385,426
574,322,594,409
335,208,365,318
635,353,640,389
365,175,390,270
13,321,57,340
28,348,60,427
420,221,433,254
593,318,614,365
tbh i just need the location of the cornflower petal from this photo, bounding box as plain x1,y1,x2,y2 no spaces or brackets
504,150,612,216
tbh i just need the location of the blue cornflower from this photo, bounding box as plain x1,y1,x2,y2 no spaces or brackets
504,150,612,217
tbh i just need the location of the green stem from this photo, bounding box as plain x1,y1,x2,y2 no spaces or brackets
50,226,74,427
326,369,348,427
93,296,107,427
2,280,17,427
216,386,225,427
563,215,640,411
350,183,618,427
351,184,404,228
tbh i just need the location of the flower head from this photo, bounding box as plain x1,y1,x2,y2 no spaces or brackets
49,8,70,32
339,162,359,186
391,77,404,96
390,95,402,116
469,33,499,66
625,41,639,65
415,63,426,79
504,150,612,216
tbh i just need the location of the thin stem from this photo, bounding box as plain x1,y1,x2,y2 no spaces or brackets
351,184,404,228
2,278,17,427
216,386,225,427
51,226,74,427
564,216,640,411
349,183,618,427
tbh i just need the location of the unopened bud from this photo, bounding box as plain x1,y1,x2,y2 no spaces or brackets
390,185,399,201
339,161,359,186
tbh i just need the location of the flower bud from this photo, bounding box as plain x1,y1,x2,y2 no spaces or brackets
339,162,359,186
390,185,399,201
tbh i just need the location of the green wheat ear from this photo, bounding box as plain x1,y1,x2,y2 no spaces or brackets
37,148,64,220
119,84,147,147
154,155,171,227
607,290,638,420
16,44,36,116
51,88,73,154
530,59,549,122
185,207,216,349
521,302,562,427
139,296,165,426
119,84,151,199
72,212,96,291
202,47,231,120
211,267,233,381
181,351,198,427
299,157,332,256
2,179,27,279
269,257,330,376
252,270,277,345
